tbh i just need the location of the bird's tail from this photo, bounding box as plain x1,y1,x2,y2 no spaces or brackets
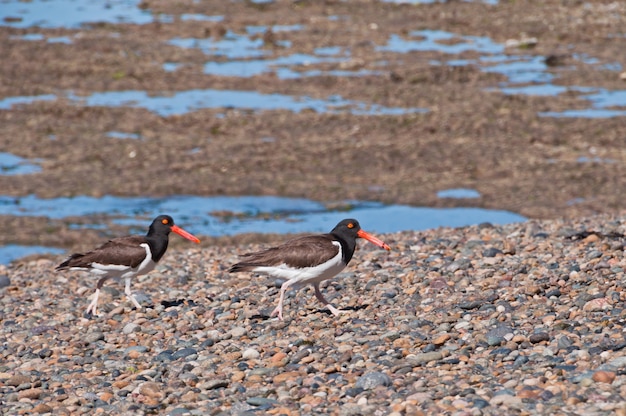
228,263,257,273
55,253,84,271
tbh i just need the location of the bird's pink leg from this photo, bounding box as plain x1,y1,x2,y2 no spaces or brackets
125,277,142,310
313,283,343,316
86,276,112,316
270,280,296,320
86,289,100,316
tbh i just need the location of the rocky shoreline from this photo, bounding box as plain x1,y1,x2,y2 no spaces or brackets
2,213,626,415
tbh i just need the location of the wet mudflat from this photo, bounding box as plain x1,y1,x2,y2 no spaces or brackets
0,0,625,251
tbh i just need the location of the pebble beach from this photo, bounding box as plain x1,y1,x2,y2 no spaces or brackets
2,214,626,415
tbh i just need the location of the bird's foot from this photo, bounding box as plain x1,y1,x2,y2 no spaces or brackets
85,304,98,318
326,304,345,317
85,293,100,317
127,294,142,310
270,306,284,321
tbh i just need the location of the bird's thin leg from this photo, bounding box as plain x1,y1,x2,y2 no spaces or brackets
271,280,296,320
85,276,110,316
85,289,100,316
313,282,343,316
125,277,142,310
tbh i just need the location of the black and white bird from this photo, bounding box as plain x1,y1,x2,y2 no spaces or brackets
56,215,200,315
229,218,390,320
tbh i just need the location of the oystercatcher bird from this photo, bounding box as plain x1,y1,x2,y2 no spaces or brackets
56,215,200,316
229,218,390,320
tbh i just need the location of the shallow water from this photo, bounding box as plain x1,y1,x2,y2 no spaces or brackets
0,245,65,265
0,194,525,234
538,89,626,118
0,0,154,28
0,152,42,175
106,131,142,140
0,194,526,263
0,90,427,116
436,188,481,199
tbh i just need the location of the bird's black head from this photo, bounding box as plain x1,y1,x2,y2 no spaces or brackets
148,215,176,235
147,215,201,244
331,219,361,237
331,218,390,251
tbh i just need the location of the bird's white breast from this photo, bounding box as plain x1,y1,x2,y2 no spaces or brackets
253,241,346,289
86,243,156,278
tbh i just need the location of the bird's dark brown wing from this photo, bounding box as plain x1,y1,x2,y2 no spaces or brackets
229,234,340,272
57,236,150,269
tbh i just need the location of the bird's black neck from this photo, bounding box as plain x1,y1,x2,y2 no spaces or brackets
331,232,357,264
146,233,170,263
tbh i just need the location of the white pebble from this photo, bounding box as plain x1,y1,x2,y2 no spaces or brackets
242,348,260,360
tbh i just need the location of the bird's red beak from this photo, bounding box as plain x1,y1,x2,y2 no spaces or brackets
171,225,201,243
357,229,391,250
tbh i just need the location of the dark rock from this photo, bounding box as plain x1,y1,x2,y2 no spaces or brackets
586,250,603,260
482,247,503,257
490,347,512,356
529,332,550,344
545,289,561,298
458,300,483,310
204,380,229,390
472,398,490,409
0,275,10,288
345,387,365,397
554,365,577,372
172,348,197,360
154,351,174,362
513,356,529,367
447,258,472,272
557,336,574,350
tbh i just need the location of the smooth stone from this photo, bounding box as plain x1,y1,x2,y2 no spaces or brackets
447,259,471,272
490,394,522,406
168,408,192,416
6,374,30,387
586,250,603,260
607,356,626,369
513,355,529,367
246,397,278,407
529,332,550,344
199,379,229,390
407,351,444,365
230,326,247,338
355,371,392,390
122,323,141,334
242,348,260,360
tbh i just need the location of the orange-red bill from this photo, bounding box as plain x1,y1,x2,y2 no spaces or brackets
171,225,201,244
357,229,391,250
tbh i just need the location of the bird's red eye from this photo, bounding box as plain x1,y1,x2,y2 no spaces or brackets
348,223,354,229
162,219,169,225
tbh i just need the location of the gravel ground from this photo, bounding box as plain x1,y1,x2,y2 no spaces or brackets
3,214,626,415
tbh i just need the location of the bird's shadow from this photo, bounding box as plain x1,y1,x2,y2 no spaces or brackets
160,299,190,309
315,304,369,315
248,304,370,322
